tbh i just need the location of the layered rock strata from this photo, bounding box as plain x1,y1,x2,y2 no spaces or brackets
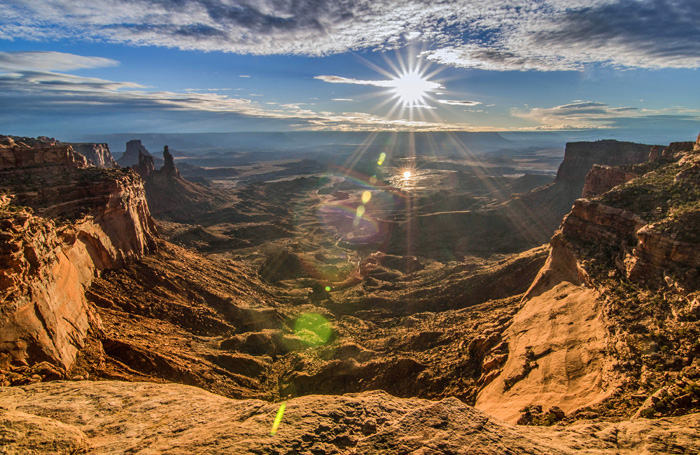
477,136,700,423
582,165,640,198
66,142,118,168
0,136,158,371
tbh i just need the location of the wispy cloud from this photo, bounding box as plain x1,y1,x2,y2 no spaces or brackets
315,75,395,88
512,100,700,129
0,54,474,132
0,51,118,71
437,99,482,107
2,0,697,70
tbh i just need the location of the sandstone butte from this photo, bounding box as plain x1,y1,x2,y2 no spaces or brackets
1,133,700,454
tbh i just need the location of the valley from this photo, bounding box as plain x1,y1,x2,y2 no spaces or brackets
1,132,700,454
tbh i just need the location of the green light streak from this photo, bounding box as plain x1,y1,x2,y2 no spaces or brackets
270,402,287,435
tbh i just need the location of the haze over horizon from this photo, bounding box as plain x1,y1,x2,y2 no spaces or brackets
1,0,698,143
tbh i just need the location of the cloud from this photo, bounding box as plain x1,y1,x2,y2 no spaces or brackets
332,98,354,101
0,64,478,133
0,51,118,71
437,99,481,107
314,75,395,88
2,0,698,70
512,100,700,130
425,0,700,71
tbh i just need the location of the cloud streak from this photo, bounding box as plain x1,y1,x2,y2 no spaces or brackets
0,59,476,133
1,0,698,70
314,75,396,88
0,51,118,71
512,100,700,129
437,99,482,107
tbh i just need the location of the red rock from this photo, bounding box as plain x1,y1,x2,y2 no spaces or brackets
0,136,158,371
582,164,639,198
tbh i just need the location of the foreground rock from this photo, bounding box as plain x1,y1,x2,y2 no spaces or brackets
1,380,698,454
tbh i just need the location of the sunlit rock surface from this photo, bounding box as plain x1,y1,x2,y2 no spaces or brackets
2,380,699,454
0,136,158,371
67,142,118,168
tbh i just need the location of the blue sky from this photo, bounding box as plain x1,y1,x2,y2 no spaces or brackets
0,0,698,141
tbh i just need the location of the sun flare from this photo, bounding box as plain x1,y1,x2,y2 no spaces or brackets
390,70,440,108
403,170,412,179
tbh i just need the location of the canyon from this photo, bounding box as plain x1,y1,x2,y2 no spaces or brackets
1,133,699,454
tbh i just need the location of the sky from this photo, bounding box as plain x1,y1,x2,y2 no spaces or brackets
0,0,698,142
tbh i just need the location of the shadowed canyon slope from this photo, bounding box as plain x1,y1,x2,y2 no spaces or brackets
1,134,700,454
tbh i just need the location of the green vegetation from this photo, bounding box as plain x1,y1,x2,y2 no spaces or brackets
600,159,700,226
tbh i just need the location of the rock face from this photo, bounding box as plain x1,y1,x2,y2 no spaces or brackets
554,140,654,187
582,165,640,198
476,135,700,423
0,136,158,371
509,140,657,246
67,142,118,168
2,381,699,455
116,139,153,168
477,232,606,422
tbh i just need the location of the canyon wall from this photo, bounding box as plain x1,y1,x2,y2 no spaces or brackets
67,142,118,168
0,136,158,371
509,140,658,243
477,136,700,423
553,140,653,188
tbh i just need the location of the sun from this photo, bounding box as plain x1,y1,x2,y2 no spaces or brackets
389,70,440,108
403,170,412,179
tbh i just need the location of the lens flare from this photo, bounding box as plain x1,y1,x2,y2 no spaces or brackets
270,402,286,436
361,191,372,204
403,170,412,179
294,313,332,347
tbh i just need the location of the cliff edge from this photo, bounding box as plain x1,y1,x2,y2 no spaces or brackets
0,136,158,372
477,135,700,423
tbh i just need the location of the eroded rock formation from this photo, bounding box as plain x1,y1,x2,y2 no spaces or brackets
67,142,118,168
476,135,700,424
0,136,88,170
0,136,158,372
116,139,153,168
141,146,224,221
133,150,155,178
